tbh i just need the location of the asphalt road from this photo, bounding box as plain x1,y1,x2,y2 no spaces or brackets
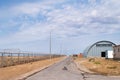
26,57,120,80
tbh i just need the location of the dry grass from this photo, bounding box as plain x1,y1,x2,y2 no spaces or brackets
0,57,64,80
74,57,120,76
0,56,51,67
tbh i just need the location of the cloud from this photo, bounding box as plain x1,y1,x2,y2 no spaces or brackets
0,0,120,44
91,16,120,24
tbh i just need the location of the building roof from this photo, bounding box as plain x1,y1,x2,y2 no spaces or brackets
84,40,116,57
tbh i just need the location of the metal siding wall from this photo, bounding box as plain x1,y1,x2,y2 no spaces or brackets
87,42,114,57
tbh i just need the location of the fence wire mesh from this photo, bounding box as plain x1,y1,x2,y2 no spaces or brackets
0,51,63,68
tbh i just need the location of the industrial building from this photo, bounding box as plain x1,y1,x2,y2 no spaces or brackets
113,45,120,60
84,41,116,57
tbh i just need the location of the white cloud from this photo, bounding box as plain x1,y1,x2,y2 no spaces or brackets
0,0,120,44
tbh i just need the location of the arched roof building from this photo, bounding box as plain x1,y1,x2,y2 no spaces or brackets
84,41,116,57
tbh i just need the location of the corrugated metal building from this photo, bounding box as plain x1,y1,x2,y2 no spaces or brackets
84,41,116,57
113,45,120,60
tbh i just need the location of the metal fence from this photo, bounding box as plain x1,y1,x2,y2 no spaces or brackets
0,52,64,68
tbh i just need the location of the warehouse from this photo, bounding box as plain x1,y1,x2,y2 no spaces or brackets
84,41,116,57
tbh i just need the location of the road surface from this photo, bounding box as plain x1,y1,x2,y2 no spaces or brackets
26,57,120,80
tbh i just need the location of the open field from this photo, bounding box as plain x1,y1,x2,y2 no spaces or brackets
0,57,65,80
74,57,120,76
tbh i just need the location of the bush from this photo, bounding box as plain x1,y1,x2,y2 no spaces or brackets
89,58,95,62
94,61,101,64
107,66,117,69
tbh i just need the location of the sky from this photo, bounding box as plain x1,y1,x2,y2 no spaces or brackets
0,0,120,54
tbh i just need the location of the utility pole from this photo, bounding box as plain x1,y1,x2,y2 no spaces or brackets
49,31,52,60
60,44,62,56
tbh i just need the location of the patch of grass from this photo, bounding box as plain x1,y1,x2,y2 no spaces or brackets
94,61,101,64
89,58,95,62
75,57,120,76
107,66,117,69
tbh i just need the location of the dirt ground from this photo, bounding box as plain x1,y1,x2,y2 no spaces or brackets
0,57,64,80
74,57,120,76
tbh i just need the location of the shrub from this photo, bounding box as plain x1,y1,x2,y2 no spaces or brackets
94,61,101,64
107,66,117,69
89,58,95,62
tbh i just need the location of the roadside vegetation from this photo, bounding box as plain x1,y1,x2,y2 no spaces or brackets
74,57,120,76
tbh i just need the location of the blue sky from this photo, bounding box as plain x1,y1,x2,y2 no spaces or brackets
0,0,120,54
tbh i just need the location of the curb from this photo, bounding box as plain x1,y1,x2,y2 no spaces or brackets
16,64,52,80
74,61,95,74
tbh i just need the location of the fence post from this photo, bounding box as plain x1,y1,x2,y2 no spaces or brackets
32,53,34,62
18,53,20,64
28,53,29,62
1,52,4,67
23,53,25,63
10,53,13,66
34,53,36,61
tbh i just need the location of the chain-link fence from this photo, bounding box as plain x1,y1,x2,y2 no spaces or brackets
0,51,64,68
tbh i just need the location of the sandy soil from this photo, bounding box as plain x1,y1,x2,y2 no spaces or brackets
74,57,120,76
0,57,64,80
